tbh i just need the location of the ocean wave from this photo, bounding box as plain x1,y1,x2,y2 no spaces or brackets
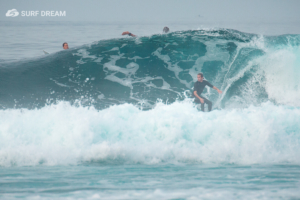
0,101,299,167
0,29,299,110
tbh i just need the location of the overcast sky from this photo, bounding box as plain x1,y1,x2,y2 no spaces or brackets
1,0,299,23
1,0,300,34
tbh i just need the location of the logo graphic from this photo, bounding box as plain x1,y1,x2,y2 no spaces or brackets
6,9,19,17
5,9,66,18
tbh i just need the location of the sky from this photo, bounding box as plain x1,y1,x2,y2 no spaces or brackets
1,0,300,23
1,0,300,34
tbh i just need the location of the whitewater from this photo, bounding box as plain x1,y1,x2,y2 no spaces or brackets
0,22,300,199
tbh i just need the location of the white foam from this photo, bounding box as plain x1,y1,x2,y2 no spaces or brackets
0,101,299,167
260,46,300,106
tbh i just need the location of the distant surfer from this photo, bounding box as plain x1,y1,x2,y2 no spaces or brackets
122,31,136,37
163,26,169,33
193,73,222,112
62,42,69,49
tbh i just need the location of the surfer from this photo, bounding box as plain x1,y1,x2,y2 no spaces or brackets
163,26,169,33
62,42,69,49
122,31,136,37
193,73,222,112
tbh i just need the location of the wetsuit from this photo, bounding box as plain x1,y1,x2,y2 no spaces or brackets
193,80,213,111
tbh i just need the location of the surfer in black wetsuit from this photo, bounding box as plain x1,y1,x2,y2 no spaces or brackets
193,73,222,112
62,42,69,49
122,31,136,37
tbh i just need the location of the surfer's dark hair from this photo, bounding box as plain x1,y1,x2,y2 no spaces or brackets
163,26,169,33
197,73,203,77
62,42,68,47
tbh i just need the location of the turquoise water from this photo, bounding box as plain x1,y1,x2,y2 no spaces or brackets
1,165,300,199
0,22,300,199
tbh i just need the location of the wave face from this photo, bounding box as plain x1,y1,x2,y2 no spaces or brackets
1,29,299,109
1,29,300,167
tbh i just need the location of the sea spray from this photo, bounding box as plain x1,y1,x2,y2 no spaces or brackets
0,101,300,167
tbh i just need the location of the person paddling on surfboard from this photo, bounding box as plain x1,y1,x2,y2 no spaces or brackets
62,42,69,49
193,73,222,112
122,31,136,37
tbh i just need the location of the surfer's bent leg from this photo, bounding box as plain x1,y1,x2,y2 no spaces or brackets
194,98,203,111
203,97,212,111
194,97,212,112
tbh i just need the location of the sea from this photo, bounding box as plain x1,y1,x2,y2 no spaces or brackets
0,21,300,200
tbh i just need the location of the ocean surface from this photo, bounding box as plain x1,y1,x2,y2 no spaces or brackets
0,21,300,199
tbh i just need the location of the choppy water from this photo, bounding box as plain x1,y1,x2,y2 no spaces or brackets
2,165,300,200
0,21,300,199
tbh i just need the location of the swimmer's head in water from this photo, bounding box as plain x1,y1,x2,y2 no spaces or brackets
163,27,169,33
197,73,204,82
62,42,69,49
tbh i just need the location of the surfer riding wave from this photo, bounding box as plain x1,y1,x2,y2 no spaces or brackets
193,73,222,112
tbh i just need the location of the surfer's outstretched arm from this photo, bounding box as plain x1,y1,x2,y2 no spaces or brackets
213,86,222,94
